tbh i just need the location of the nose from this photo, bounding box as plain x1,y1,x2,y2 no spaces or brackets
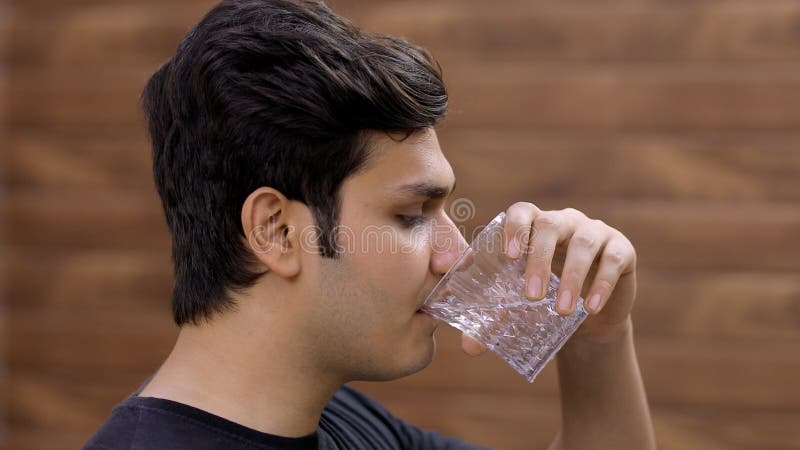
430,214,470,276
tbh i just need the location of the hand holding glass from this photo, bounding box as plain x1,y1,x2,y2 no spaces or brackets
421,212,588,382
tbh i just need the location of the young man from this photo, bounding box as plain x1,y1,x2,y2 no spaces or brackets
84,0,656,448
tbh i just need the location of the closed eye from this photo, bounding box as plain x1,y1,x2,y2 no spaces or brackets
396,214,430,228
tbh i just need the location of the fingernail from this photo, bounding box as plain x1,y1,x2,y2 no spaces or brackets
588,293,602,312
527,275,542,299
557,290,572,314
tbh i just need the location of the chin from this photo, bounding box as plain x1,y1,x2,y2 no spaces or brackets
409,333,437,372
357,334,438,382
393,333,439,380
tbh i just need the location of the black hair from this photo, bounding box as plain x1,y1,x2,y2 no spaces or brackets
140,0,448,326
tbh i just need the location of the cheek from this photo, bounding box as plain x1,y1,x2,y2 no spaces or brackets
377,229,431,283
343,229,432,304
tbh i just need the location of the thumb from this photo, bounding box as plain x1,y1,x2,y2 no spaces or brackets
461,333,487,357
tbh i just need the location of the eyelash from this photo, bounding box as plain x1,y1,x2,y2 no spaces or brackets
396,214,430,228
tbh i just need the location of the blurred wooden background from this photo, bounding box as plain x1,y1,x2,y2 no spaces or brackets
2,0,800,449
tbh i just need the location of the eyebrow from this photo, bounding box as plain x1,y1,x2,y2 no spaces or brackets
394,178,457,200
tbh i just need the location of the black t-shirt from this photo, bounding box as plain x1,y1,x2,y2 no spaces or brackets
82,383,492,449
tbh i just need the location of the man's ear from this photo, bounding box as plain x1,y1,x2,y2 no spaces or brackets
240,187,302,279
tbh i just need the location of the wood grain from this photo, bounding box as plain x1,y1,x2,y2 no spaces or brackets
6,192,799,273
8,130,800,203
438,129,800,202
351,2,800,64
9,64,800,131
4,0,800,449
10,1,800,67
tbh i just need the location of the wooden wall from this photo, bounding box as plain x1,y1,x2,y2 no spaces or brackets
3,0,800,449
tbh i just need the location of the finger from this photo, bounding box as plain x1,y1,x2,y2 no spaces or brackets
524,210,575,300
461,333,487,357
555,222,608,315
503,202,539,259
584,236,636,314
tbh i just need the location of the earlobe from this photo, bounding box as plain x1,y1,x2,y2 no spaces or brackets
241,187,302,279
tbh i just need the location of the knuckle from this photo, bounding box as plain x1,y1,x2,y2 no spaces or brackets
528,244,551,262
594,277,615,293
572,229,597,248
535,211,562,229
510,201,539,215
561,207,585,218
605,248,627,268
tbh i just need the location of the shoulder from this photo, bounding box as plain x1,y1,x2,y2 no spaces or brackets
82,399,141,450
84,396,218,450
82,396,300,450
321,385,493,450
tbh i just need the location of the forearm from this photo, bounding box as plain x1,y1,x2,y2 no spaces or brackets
547,317,656,450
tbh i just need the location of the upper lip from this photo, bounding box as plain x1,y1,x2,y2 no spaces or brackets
417,279,442,310
416,294,431,311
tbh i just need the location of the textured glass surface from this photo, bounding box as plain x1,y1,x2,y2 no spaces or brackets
421,212,588,382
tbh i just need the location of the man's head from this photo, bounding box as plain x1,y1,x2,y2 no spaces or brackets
142,0,464,380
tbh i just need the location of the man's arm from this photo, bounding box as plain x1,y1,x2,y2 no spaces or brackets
547,317,656,450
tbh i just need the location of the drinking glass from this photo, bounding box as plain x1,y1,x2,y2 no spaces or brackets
421,211,588,382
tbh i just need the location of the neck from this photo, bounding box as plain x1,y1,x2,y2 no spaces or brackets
138,308,342,438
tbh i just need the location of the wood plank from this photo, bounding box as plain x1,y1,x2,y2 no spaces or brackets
7,368,153,431
439,129,800,203
9,306,799,410
8,130,800,203
6,246,800,343
8,0,213,13
442,62,800,130
9,62,800,131
6,324,799,447
8,267,799,412
351,385,560,450
4,190,169,251
10,1,800,68
651,405,800,450
353,1,800,64
6,68,149,132
449,200,800,272
7,2,215,67
7,366,800,450
5,190,799,269
597,202,800,272
3,250,171,310
349,386,800,450
6,1,800,449
12,0,800,8
635,269,800,341
5,133,153,190
2,428,94,450
8,404,800,450
8,306,175,370
366,326,800,409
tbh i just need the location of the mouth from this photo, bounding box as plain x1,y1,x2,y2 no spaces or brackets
415,302,434,317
